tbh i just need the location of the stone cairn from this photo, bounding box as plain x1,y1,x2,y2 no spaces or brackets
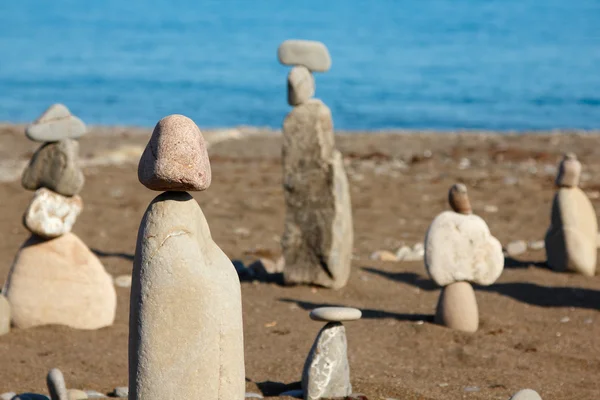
129,115,245,400
545,153,597,276
3,104,116,330
277,39,354,289
424,184,504,332
302,307,361,400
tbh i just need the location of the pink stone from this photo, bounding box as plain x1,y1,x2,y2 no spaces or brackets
138,115,211,191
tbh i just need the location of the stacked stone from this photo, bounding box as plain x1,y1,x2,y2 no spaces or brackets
302,307,361,400
277,40,354,289
545,153,597,276
129,115,245,400
3,104,116,330
424,184,504,332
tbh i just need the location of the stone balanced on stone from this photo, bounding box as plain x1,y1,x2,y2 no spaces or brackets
129,114,245,400
424,184,504,332
302,307,361,400
278,39,354,289
545,153,597,276
3,104,116,330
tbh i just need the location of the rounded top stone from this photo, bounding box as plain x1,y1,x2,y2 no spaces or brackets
278,40,331,72
138,114,211,192
309,307,362,322
509,389,542,400
564,152,577,160
556,152,581,188
448,183,472,215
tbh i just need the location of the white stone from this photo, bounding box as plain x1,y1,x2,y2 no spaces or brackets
113,275,132,288
510,389,542,400
302,323,351,400
83,392,105,399
528,240,545,250
111,388,127,398
278,40,331,72
23,188,83,238
26,104,86,142
0,295,9,335
506,240,527,257
369,250,397,262
129,192,244,400
3,233,116,330
310,307,362,322
1,393,15,400
424,211,504,286
47,368,67,400
66,390,87,400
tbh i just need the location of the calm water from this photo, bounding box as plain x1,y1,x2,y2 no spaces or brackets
0,0,599,130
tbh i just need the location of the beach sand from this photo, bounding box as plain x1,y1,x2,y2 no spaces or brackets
0,124,599,400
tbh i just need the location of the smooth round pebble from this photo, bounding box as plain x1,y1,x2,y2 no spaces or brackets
66,389,88,400
112,387,128,398
510,389,542,400
113,275,132,288
309,307,362,322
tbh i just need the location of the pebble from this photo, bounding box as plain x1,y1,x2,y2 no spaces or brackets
25,103,86,142
504,176,518,186
560,316,570,323
463,386,480,392
310,307,362,322
277,40,331,72
66,389,88,400
528,240,545,250
279,389,303,398
113,275,132,288
369,250,397,262
83,391,105,399
395,244,424,262
483,205,498,213
234,227,251,237
23,188,83,239
111,387,128,398
1,393,15,400
506,240,527,257
509,389,542,400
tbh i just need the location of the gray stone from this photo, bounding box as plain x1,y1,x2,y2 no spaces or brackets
111,387,127,398
47,368,68,400
25,104,86,142
0,295,9,335
22,140,84,196
310,307,361,322
138,114,211,192
545,187,597,276
282,100,353,289
278,40,331,72
302,322,352,400
510,389,542,400
23,188,83,238
288,66,315,106
129,192,244,400
435,281,479,333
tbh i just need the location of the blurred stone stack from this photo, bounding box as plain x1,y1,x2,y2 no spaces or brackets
277,40,354,289
2,104,116,330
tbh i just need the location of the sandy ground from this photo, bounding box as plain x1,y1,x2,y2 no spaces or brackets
0,124,599,400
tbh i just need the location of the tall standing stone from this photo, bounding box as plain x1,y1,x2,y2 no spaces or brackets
281,99,353,289
129,115,244,400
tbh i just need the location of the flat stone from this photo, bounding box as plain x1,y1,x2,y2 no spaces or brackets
4,233,116,330
22,140,84,196
66,390,87,400
435,281,479,332
0,295,9,336
113,275,132,288
111,387,127,398
83,392,105,399
310,307,361,322
528,240,545,250
555,153,581,188
244,393,263,399
302,322,352,400
424,211,504,287
47,368,67,400
282,100,353,289
25,104,86,142
129,192,244,400
138,114,211,191
510,389,542,400
23,188,83,238
545,187,597,276
278,40,331,72
288,66,315,106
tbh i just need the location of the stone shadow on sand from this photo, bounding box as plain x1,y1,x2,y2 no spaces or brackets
503,256,548,270
361,267,437,291
91,248,134,261
251,380,302,397
280,298,434,322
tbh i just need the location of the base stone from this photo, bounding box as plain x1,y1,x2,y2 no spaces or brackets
435,281,479,332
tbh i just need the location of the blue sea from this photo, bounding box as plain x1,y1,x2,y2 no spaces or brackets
0,0,599,130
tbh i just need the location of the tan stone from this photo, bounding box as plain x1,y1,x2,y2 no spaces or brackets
66,390,87,400
26,104,86,142
555,153,581,188
435,281,479,332
545,187,597,276
3,234,116,329
282,100,353,289
288,66,315,106
278,40,331,72
129,192,244,400
448,183,471,214
424,211,504,286
23,188,83,238
0,295,10,336
138,115,211,191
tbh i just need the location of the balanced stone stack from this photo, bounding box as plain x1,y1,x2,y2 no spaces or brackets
3,104,116,330
129,115,245,400
545,153,597,276
302,307,361,400
277,40,354,289
424,184,504,332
